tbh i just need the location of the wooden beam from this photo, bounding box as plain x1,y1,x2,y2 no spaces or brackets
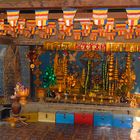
0,36,13,44
0,0,140,9
0,12,127,20
13,35,140,46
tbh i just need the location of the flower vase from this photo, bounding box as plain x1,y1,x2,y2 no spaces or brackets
18,88,29,105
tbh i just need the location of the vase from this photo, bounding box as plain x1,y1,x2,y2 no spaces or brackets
18,88,29,105
11,99,21,115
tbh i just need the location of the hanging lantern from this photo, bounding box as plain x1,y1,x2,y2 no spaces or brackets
80,19,93,36
73,29,81,40
35,10,48,29
93,8,108,26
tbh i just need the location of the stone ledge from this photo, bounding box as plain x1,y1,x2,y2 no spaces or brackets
21,102,140,116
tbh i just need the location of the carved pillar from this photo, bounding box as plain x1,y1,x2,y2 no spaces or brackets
3,45,21,97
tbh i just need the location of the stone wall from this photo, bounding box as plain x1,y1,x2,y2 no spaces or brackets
18,46,30,88
3,45,30,98
0,46,7,96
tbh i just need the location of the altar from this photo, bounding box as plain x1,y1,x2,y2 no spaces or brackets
0,0,140,139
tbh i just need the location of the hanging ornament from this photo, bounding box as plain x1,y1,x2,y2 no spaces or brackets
63,8,77,27
47,21,56,36
7,10,19,27
80,18,93,36
105,18,114,32
17,19,26,35
90,29,98,41
24,20,36,38
135,24,140,36
35,10,48,29
63,8,77,36
126,8,140,29
116,23,126,36
26,50,38,71
73,29,81,40
58,18,66,39
92,8,108,26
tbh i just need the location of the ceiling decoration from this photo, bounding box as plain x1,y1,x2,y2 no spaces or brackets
43,42,140,52
35,10,49,28
0,8,140,41
92,8,108,26
7,10,19,27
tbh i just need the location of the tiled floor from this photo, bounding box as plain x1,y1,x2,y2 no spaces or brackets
0,122,131,140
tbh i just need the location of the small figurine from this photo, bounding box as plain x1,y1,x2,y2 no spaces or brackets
55,92,61,101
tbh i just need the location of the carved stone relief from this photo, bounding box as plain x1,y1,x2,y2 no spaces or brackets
3,45,21,97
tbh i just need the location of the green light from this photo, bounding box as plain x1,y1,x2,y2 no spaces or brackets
42,66,56,88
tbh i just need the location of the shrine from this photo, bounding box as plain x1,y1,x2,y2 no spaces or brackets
0,0,140,140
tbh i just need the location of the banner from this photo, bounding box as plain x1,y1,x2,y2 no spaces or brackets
7,10,19,27
63,8,77,26
93,8,108,25
126,8,140,27
35,10,48,27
